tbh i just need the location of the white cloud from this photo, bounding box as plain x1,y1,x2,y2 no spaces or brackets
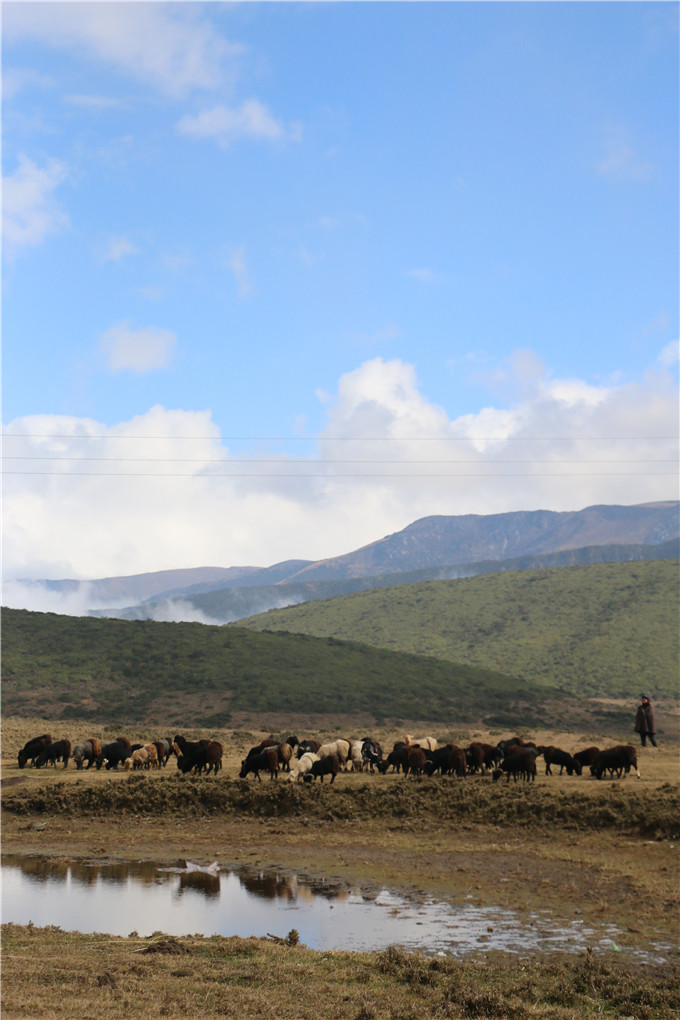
177,100,301,146
161,250,194,272
405,267,436,283
226,248,252,298
100,236,138,262
596,128,654,180
2,155,69,260
99,322,177,374
3,3,241,97
2,67,54,100
2,355,677,605
66,94,121,110
350,325,401,348
658,340,679,367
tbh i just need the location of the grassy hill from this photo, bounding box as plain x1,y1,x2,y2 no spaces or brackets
2,608,566,729
238,561,679,700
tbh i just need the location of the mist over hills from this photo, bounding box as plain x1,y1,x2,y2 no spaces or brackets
9,501,678,624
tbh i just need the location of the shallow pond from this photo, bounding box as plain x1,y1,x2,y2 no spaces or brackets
0,855,664,960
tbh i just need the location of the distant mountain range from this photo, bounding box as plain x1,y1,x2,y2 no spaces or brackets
16,500,679,623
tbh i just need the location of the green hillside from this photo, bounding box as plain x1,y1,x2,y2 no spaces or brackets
1,608,562,728
238,561,679,699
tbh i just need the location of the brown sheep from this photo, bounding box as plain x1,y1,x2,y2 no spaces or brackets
143,743,159,769
277,742,294,772
406,747,427,777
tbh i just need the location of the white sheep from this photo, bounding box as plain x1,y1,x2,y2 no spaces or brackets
287,752,320,782
317,739,350,768
348,740,365,772
404,734,438,752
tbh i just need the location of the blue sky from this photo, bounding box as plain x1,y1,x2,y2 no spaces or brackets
2,2,678,608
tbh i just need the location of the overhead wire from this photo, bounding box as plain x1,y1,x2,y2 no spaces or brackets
3,432,676,477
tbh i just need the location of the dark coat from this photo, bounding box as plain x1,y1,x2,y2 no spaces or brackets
635,702,655,735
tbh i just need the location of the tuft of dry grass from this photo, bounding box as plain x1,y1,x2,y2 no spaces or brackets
2,923,679,1020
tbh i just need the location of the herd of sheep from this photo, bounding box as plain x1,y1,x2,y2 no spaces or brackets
15,731,641,783
239,734,641,783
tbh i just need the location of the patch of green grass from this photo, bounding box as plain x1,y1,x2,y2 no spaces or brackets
1,607,561,726
239,561,679,698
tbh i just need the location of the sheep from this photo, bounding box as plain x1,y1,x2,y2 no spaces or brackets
174,735,211,766
406,747,427,777
296,739,321,759
152,740,168,767
131,747,149,770
246,738,277,760
347,740,365,772
446,746,467,777
143,743,159,769
239,746,279,781
496,737,525,756
97,738,131,770
155,737,174,766
574,746,600,771
492,752,536,783
33,739,71,770
176,740,222,775
18,734,52,769
543,747,582,776
592,745,640,780
72,738,102,770
377,745,409,774
403,734,438,752
205,741,223,774
423,744,456,776
316,740,350,769
467,741,502,773
360,739,383,773
277,742,294,772
305,753,340,784
287,752,320,782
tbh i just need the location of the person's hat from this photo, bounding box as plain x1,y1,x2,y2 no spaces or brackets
641,694,650,701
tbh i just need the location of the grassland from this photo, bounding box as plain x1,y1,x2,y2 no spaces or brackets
239,561,679,699
3,924,678,1020
2,715,679,1019
1,607,581,730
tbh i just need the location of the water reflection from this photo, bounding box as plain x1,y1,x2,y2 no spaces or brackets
177,870,220,899
1,854,664,961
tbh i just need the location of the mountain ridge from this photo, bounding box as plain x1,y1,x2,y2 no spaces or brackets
11,501,678,620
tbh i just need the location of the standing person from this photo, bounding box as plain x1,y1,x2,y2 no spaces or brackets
635,694,658,747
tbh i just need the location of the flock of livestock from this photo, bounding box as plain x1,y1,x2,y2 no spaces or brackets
16,734,223,775
15,732,641,784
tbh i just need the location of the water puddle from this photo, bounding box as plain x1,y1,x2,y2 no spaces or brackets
0,855,670,960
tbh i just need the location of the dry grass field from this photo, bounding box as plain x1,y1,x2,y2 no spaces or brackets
2,714,679,1019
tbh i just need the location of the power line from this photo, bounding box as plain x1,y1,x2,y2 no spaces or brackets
3,456,676,464
2,433,678,442
4,470,677,478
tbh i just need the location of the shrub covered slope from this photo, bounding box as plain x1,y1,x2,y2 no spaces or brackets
239,561,679,698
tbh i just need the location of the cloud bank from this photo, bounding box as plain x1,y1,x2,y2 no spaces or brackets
3,353,677,605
